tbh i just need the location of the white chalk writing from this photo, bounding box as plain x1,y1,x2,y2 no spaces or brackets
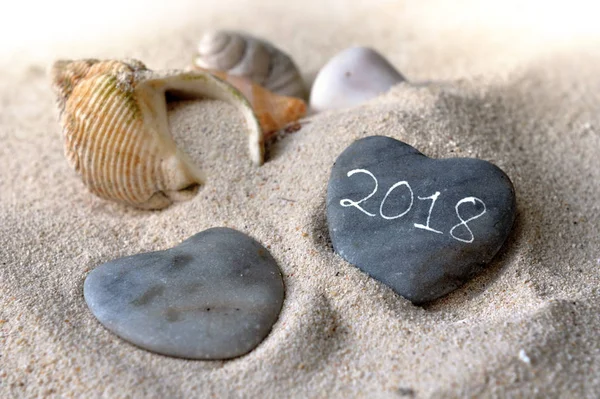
449,197,487,243
414,192,443,234
339,169,487,243
380,181,413,220
339,169,377,217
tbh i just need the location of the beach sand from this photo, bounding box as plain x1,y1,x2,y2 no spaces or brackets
1,1,599,397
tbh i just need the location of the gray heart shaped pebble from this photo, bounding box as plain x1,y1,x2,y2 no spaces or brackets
327,136,516,304
84,227,284,359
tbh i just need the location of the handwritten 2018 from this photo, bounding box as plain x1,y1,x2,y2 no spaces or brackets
339,169,487,243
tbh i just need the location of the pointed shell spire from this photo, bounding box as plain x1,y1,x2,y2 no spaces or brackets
201,69,307,137
51,58,264,209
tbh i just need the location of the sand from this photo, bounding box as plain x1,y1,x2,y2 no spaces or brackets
1,0,599,397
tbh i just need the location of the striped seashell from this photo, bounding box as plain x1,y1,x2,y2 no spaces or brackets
200,69,307,138
193,31,306,99
50,58,263,210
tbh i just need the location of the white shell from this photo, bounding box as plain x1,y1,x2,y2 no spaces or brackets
194,31,306,99
309,47,405,112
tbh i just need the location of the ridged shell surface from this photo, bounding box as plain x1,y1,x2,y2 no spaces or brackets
51,59,263,209
193,31,306,99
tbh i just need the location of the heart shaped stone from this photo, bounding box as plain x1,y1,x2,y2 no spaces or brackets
83,227,284,359
326,136,516,304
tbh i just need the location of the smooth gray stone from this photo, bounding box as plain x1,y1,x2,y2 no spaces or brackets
84,227,284,359
327,136,516,304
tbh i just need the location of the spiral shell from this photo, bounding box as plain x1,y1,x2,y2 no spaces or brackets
51,58,263,209
193,31,306,99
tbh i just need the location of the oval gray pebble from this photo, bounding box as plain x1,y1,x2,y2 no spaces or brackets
83,227,284,360
310,46,405,112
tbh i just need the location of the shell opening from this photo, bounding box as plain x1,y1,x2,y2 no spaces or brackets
159,73,264,166
51,59,265,210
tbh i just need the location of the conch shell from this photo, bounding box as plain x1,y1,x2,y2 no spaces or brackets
193,30,306,99
198,69,306,137
50,58,263,210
